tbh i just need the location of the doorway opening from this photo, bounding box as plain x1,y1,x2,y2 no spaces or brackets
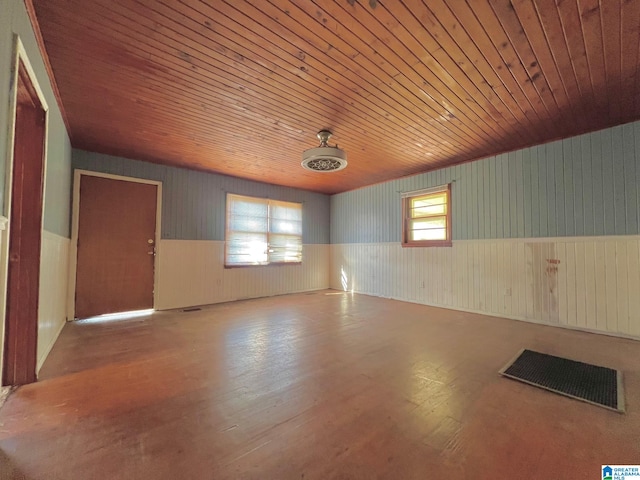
69,172,162,320
1,38,49,386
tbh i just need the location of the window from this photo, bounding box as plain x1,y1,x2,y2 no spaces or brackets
225,193,303,266
402,184,452,247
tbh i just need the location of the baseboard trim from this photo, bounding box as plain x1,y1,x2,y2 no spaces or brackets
158,287,329,311
330,288,640,342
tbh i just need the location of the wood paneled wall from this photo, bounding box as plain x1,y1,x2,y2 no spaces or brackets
37,231,68,371
330,120,640,338
42,119,71,237
73,150,330,243
332,121,640,243
72,151,331,311
330,237,640,339
156,241,328,310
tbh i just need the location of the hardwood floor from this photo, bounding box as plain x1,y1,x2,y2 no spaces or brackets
1,290,639,479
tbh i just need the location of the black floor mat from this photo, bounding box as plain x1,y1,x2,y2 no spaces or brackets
499,349,624,413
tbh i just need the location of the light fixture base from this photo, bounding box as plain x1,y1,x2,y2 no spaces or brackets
301,130,348,172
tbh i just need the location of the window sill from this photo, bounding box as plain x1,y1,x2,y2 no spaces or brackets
401,241,452,248
224,262,302,269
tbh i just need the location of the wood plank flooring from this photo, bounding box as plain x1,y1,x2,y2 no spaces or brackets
1,290,639,479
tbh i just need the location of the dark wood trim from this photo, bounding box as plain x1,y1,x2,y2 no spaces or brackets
3,60,47,386
22,0,71,136
401,241,453,248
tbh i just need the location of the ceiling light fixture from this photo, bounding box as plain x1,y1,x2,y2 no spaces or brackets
301,130,347,172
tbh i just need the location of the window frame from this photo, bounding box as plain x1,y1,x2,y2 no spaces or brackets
401,184,452,248
225,193,303,268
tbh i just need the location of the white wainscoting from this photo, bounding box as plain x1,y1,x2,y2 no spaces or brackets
37,230,70,371
156,240,329,310
330,236,640,339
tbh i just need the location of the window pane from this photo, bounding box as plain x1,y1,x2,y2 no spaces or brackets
228,196,268,217
410,217,446,230
411,203,447,217
270,218,302,235
411,192,446,207
228,214,269,233
270,202,302,221
410,216,447,241
226,232,268,265
411,228,447,241
269,234,302,263
410,192,447,218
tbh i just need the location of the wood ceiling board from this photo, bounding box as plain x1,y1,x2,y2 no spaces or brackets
577,0,608,116
32,0,640,193
489,0,576,126
619,0,640,119
289,0,506,147
440,0,556,137
411,0,546,138
164,0,455,152
599,0,622,122
51,56,437,184
41,0,456,163
241,0,483,150
22,0,71,133
510,0,590,131
465,1,562,134
383,0,528,141
345,2,519,148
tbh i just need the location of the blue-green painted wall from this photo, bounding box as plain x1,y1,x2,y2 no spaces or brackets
331,121,640,244
72,150,330,244
0,0,72,237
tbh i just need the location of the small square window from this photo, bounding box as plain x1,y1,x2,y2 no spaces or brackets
402,184,452,247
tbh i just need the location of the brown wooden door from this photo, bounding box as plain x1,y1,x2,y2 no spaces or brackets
75,176,157,318
2,61,47,386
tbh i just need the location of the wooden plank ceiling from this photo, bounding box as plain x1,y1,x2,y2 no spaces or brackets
33,0,640,194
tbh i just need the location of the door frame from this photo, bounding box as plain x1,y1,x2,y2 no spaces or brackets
67,170,162,320
0,35,50,383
